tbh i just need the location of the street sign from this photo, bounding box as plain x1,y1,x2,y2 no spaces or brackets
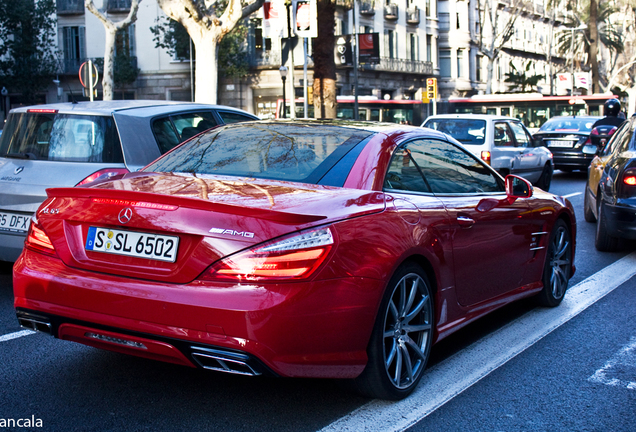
79,60,99,102
426,78,437,100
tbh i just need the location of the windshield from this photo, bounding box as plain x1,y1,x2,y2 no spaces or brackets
423,119,486,145
0,112,123,162
144,122,371,184
538,117,598,133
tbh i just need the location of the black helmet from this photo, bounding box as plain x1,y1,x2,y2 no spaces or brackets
604,98,621,117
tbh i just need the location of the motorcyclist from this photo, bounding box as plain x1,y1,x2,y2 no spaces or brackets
592,98,625,129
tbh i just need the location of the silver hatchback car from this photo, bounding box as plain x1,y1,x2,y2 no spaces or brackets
0,101,258,262
422,114,554,191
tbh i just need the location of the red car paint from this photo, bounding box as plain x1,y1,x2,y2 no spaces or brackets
13,121,576,388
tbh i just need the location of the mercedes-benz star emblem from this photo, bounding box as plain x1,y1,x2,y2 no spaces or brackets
118,208,133,224
14,166,24,175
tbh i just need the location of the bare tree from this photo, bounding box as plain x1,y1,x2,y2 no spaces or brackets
477,0,528,94
86,0,141,101
157,0,264,104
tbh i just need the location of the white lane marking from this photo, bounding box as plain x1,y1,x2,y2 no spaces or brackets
588,336,636,390
563,192,583,198
321,252,636,432
0,329,35,343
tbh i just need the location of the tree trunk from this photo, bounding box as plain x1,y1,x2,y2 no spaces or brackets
589,0,600,93
192,32,220,104
102,28,116,101
312,0,336,118
486,56,495,94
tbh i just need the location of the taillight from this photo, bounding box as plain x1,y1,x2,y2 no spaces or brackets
619,168,636,198
481,151,491,164
76,168,130,186
25,218,56,256
201,227,334,281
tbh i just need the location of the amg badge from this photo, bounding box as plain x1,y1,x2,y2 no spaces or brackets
209,227,255,238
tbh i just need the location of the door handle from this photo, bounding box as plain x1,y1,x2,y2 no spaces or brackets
457,215,475,228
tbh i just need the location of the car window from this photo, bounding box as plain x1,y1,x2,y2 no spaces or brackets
0,112,123,163
494,123,514,147
151,112,219,154
384,148,431,193
387,139,503,195
423,119,486,145
509,122,531,148
216,111,256,124
538,117,598,132
144,123,371,184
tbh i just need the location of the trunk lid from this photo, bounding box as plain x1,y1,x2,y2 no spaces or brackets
39,173,386,283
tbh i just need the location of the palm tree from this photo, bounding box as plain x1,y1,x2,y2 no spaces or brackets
556,0,623,93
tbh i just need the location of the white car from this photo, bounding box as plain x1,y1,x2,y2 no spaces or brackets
422,114,553,190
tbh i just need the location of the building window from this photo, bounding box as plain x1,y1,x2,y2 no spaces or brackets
426,35,432,62
476,55,483,82
426,0,431,17
385,29,397,59
63,26,86,72
408,34,419,61
440,49,451,77
457,49,465,78
439,13,450,31
115,25,135,57
456,13,461,30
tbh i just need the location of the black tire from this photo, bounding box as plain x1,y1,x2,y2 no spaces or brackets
536,219,572,307
583,185,597,223
595,201,619,251
536,164,553,191
351,263,434,400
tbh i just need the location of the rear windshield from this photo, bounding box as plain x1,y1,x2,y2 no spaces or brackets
144,123,371,184
0,112,123,162
423,119,486,145
538,117,598,133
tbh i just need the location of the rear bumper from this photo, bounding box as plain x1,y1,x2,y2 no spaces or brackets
0,231,27,262
13,249,383,379
551,151,593,170
602,201,636,239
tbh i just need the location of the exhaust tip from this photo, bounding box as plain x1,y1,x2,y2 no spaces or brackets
190,347,261,376
17,315,52,335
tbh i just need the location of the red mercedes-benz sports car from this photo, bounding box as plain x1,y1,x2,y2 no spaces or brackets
14,121,576,400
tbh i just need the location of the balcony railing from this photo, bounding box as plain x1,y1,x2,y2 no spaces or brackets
108,0,131,12
360,58,433,75
249,51,283,68
384,4,398,21
360,1,375,16
57,0,84,15
407,7,420,25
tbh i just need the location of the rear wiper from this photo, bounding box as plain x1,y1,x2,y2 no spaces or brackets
3,152,36,160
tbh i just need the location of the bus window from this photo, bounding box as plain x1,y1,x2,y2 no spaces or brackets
370,109,380,122
501,107,511,116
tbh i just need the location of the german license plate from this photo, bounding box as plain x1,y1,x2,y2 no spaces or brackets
0,211,30,233
85,227,179,262
547,140,574,148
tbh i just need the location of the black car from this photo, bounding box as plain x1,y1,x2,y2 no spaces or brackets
587,114,636,251
533,116,601,171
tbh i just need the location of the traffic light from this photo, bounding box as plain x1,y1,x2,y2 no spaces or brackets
426,78,437,100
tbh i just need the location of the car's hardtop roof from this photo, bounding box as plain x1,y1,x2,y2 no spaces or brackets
220,119,426,134
424,114,519,121
10,100,256,118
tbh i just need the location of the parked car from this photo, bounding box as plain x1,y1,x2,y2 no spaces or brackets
422,114,553,190
533,115,602,172
0,101,258,262
582,114,636,251
14,120,576,400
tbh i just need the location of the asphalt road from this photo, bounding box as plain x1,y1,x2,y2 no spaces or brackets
0,171,634,432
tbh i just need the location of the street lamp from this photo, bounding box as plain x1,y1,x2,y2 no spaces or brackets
1,87,7,120
279,66,288,119
566,24,588,97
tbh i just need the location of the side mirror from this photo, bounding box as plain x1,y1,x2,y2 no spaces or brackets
505,175,533,199
582,144,598,155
